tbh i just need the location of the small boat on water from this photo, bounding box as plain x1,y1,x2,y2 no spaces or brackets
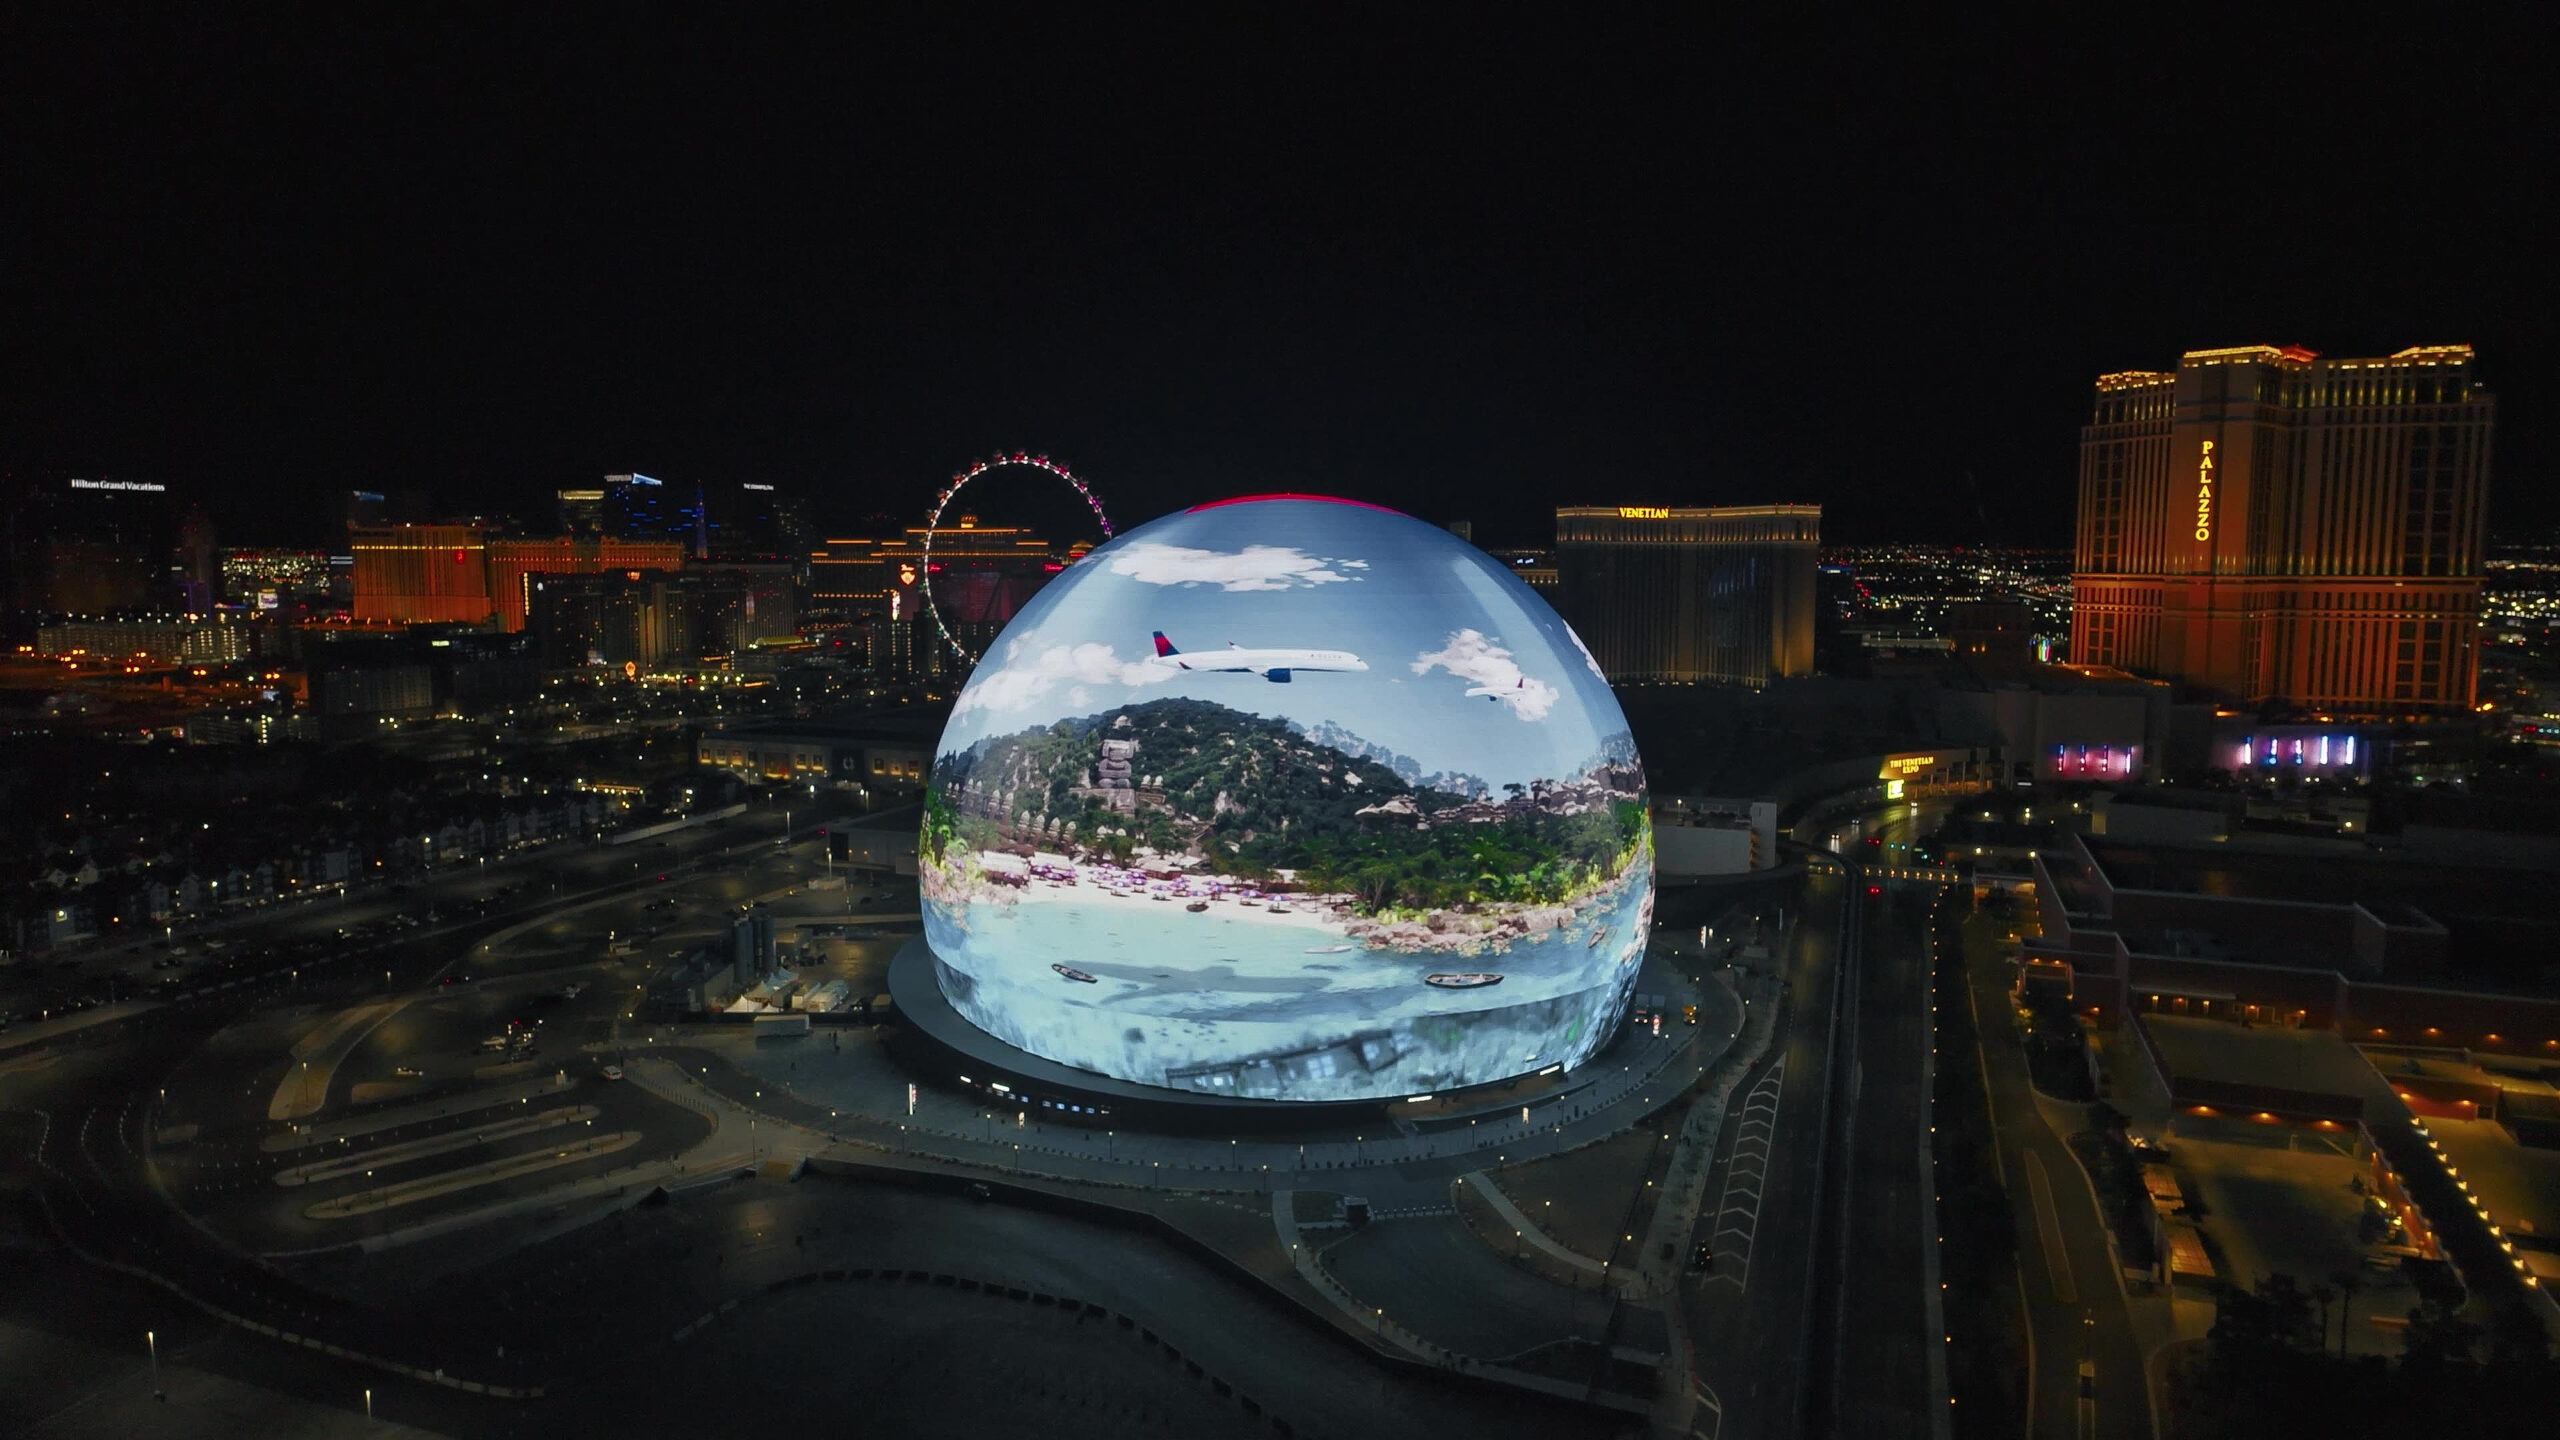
1425,972,1503,989
1304,945,1353,954
1587,930,1606,949
1051,964,1098,983
1185,900,1210,913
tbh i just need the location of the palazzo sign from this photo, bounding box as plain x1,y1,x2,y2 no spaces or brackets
2194,439,2216,542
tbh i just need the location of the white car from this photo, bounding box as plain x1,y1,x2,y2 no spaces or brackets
600,1065,624,1081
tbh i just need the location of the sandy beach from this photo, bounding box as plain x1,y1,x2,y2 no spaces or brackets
929,837,1648,964
966,849,1359,938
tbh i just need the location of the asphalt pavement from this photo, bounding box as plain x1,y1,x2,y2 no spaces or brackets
1963,920,2153,1438
1683,864,1842,1440
0,793,1875,1438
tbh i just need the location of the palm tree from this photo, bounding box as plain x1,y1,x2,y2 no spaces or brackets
2330,1271,2362,1357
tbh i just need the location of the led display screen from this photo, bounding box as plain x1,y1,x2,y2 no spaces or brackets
921,496,1652,1101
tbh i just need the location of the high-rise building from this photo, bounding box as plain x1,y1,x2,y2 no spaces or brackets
348,524,495,626
1485,547,1559,593
558,474,668,539
345,489,429,529
527,564,796,669
349,527,688,631
35,615,264,664
486,536,688,632
172,506,220,613
0,475,175,620
597,474,666,538
554,486,604,536
808,516,1075,623
308,661,436,736
2071,344,2493,714
705,483,812,566
1553,505,1820,686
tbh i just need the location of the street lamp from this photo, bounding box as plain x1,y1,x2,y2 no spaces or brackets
147,1328,162,1399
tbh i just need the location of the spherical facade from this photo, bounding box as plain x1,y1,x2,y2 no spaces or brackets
921,496,1651,1102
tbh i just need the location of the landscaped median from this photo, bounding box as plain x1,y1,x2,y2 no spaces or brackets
1937,906,2028,1438
2064,1113,2163,1281
1464,1122,1665,1283
1450,1170,1614,1290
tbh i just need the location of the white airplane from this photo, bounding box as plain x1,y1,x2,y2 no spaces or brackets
1149,631,1367,683
1467,676,1528,703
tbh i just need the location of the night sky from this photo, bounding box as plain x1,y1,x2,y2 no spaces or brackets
6,10,2554,548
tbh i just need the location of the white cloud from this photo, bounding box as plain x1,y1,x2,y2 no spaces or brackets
1410,629,1560,722
1562,621,1609,681
953,642,1170,718
1105,541,1359,591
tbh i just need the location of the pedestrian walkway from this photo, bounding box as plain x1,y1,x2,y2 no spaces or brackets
1457,1171,1606,1276
686,947,1748,1193
304,1131,645,1219
620,1054,831,1166
269,1000,410,1121
1705,1057,1786,1289
273,1105,601,1186
259,1072,577,1152
1630,967,1779,1301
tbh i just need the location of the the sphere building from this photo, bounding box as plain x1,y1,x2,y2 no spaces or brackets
919,495,1651,1103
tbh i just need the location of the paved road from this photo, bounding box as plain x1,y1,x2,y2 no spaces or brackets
1679,799,1958,1440
1963,923,2153,1438
2,791,864,1024
3,1156,1624,1440
1322,1217,1614,1358
2,795,1773,1437
1826,807,1948,1439
116,826,904,1259
1682,866,1841,1440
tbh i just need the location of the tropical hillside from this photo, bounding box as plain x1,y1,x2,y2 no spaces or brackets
923,696,1647,915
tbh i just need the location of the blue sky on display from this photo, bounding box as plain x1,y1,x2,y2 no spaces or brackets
936,501,1626,789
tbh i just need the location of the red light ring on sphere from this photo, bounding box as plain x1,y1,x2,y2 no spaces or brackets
921,453,1113,668
1184,493,1407,515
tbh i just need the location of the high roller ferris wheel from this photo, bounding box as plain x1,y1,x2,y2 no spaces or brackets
918,452,1113,668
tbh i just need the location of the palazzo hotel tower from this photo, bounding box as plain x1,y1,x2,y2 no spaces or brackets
2071,344,2492,714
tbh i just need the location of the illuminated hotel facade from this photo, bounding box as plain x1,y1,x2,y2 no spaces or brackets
348,525,497,626
486,536,687,632
349,525,686,630
1554,505,1819,686
808,517,1078,620
2071,345,2493,715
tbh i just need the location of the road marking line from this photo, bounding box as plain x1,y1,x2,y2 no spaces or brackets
2024,1149,2076,1305
1699,1058,1788,1292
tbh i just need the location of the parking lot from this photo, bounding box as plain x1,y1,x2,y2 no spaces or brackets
2162,1123,2424,1352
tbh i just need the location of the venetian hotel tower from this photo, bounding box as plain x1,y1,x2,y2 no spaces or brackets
2071,344,2491,715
